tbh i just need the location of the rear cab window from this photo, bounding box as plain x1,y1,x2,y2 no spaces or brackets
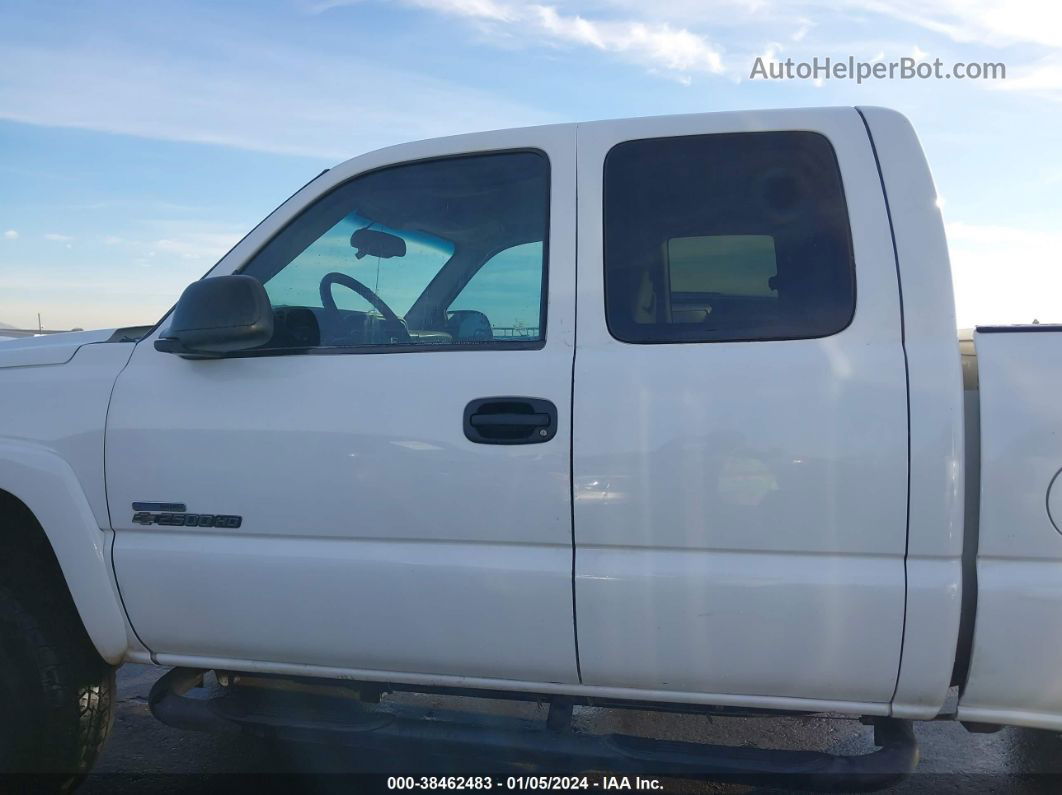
603,131,855,343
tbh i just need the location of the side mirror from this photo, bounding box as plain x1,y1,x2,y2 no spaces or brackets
155,275,273,357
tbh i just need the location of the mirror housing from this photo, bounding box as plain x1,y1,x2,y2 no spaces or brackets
155,275,274,357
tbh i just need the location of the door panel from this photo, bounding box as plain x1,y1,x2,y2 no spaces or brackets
573,109,909,703
107,126,579,683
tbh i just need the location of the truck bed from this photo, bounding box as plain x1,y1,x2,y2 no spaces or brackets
958,325,1062,729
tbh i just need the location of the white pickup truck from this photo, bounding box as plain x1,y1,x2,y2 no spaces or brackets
2,106,1059,788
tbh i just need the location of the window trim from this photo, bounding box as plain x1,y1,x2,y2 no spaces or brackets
601,130,857,346
188,340,546,359
222,148,552,358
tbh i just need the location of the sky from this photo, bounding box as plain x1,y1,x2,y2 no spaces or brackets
0,0,1059,331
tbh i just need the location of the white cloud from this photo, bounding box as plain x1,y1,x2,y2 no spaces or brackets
530,6,724,75
947,221,1062,327
824,2,1062,101
320,0,724,80
595,0,1062,50
409,0,515,21
153,231,242,261
0,42,556,160
43,233,72,241
989,54,1062,102
839,0,1062,49
88,221,246,265
3,230,17,240
791,19,813,42
320,0,1060,95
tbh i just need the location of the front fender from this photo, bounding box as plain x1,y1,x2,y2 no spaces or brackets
0,441,128,663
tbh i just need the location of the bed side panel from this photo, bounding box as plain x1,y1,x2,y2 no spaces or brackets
959,327,1062,729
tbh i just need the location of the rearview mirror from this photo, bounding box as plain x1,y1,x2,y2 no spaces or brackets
350,227,406,260
155,275,274,357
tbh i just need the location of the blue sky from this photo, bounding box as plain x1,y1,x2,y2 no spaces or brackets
0,0,1059,330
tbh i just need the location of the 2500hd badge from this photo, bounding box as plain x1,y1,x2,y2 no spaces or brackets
131,502,242,528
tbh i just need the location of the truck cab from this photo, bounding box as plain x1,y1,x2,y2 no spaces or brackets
104,106,952,716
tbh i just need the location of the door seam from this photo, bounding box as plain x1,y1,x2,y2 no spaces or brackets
569,123,583,684
857,108,912,711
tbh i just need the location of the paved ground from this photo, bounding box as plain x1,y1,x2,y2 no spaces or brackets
79,665,1062,793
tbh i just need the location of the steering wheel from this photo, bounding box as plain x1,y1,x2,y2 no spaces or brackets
319,272,402,322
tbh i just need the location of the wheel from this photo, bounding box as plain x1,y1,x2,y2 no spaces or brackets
0,582,115,786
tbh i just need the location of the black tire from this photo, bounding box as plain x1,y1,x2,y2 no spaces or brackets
0,580,115,787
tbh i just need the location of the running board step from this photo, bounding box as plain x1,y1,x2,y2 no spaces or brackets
149,667,918,791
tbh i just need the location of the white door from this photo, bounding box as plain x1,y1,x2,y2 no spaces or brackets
107,126,579,684
573,109,910,706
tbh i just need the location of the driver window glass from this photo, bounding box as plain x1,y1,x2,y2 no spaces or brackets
241,150,549,351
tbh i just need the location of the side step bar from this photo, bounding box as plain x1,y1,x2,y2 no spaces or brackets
149,668,918,791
